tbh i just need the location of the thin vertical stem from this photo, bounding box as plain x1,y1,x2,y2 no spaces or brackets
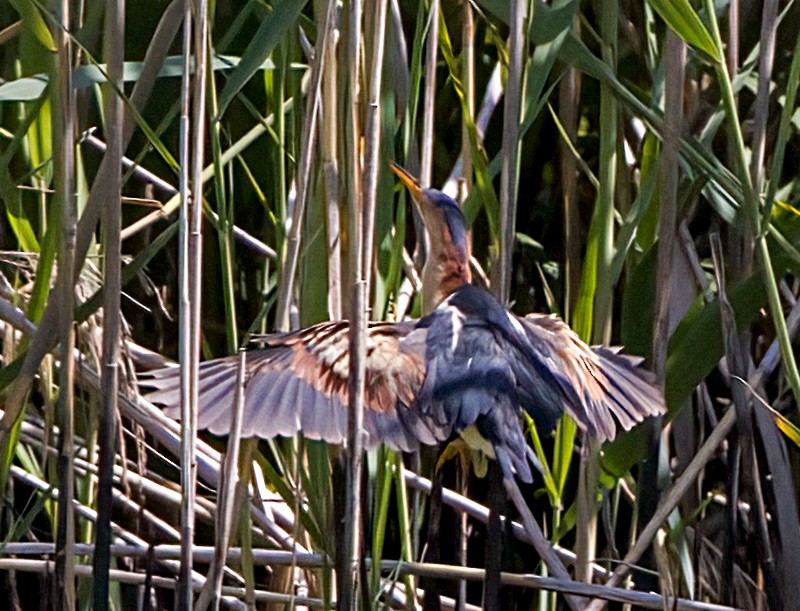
194,350,246,611
578,0,618,586
649,37,685,606
321,0,342,321
178,0,209,606
341,0,363,606
54,0,76,605
592,0,617,345
559,23,581,321
653,31,685,380
763,32,800,224
420,0,438,187
726,0,739,174
457,10,474,606
93,0,125,607
749,0,778,193
361,0,387,301
177,2,193,603
208,82,238,354
459,0,474,206
493,0,525,304
343,0,388,603
274,0,337,331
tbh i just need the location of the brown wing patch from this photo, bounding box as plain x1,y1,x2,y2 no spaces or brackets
365,328,426,414
144,320,432,450
269,322,426,417
266,321,349,406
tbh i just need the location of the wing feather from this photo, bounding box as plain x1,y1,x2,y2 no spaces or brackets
141,321,428,449
141,284,664,483
519,314,665,441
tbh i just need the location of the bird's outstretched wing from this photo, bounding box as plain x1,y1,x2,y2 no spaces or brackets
141,321,446,453
517,313,665,441
415,286,665,470
142,285,664,483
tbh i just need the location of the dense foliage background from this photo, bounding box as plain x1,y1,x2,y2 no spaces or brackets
0,0,799,609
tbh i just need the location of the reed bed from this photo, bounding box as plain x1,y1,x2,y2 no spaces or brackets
0,0,798,609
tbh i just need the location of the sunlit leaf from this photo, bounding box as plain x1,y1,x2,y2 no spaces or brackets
9,0,55,52
0,74,49,102
645,0,719,61
0,56,275,102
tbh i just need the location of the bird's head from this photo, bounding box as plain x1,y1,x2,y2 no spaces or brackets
390,162,470,253
391,162,472,312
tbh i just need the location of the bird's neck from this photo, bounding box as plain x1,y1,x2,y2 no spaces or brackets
421,246,472,314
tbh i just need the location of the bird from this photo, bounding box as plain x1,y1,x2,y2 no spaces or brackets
142,163,665,483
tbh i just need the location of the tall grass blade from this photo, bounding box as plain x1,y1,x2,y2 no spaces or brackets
177,0,210,604
341,0,364,604
217,0,309,115
493,0,525,303
92,0,125,606
52,0,77,606
274,0,335,331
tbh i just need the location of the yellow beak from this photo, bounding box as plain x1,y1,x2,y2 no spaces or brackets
390,162,423,204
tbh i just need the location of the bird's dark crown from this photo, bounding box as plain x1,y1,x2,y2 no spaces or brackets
422,188,470,254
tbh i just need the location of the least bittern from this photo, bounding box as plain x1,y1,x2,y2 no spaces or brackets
143,164,664,483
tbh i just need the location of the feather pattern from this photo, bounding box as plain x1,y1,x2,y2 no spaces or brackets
142,285,665,483
141,171,666,482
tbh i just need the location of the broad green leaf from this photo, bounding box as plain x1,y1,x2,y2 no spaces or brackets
2,189,40,253
529,0,579,45
9,0,55,52
474,0,510,24
521,30,568,131
478,0,578,43
0,56,275,102
300,170,329,327
645,0,719,62
601,424,655,480
524,413,560,505
665,274,764,410
25,220,56,323
552,415,577,498
299,440,333,551
620,246,658,359
632,132,661,252
0,95,45,253
0,74,49,102
572,202,600,342
218,0,309,115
